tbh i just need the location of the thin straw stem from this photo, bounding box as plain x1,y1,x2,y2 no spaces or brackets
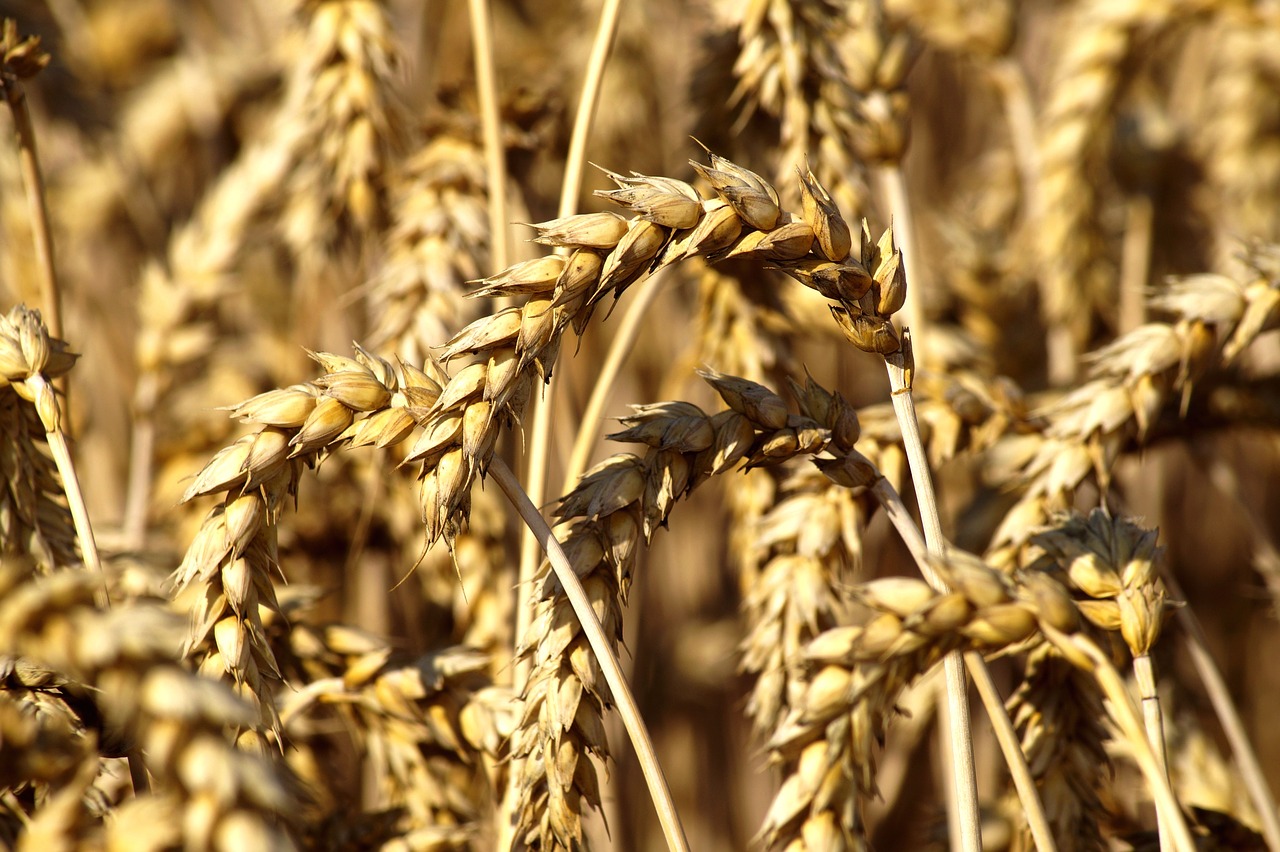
517,0,624,688
989,57,1041,219
876,166,930,369
882,337,980,852
1120,194,1154,334
3,79,62,342
1133,652,1172,852
557,0,622,222
489,457,691,852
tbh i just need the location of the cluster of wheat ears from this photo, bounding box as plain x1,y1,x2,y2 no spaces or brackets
2,0,1280,850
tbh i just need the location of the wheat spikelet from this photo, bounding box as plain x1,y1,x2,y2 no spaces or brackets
0,564,299,849
510,369,856,849
1031,509,1169,663
280,615,496,847
886,0,1013,59
760,548,1074,850
1005,643,1110,852
0,387,76,570
1035,0,1210,381
741,463,867,738
1201,9,1280,249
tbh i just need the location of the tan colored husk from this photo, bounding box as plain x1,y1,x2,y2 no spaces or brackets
510,370,859,849
367,134,490,367
1034,0,1213,382
1005,643,1111,852
278,614,498,843
758,544,1072,851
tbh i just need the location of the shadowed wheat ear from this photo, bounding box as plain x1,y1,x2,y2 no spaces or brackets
1035,0,1214,383
0,564,299,850
280,621,498,846
1027,509,1175,848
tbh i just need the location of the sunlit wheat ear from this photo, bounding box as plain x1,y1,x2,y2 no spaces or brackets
988,248,1280,564
0,566,299,849
1202,14,1280,251
509,371,851,850
279,0,405,260
1035,0,1191,383
712,0,870,215
175,346,420,746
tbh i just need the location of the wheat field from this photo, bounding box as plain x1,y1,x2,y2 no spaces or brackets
2,0,1280,850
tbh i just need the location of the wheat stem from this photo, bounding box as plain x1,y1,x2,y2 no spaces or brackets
516,0,624,686
490,456,691,852
1133,652,1172,852
35,379,105,607
877,166,930,368
468,0,509,274
883,335,981,852
558,0,622,221
2,76,61,344
1041,624,1196,852
1120,194,1155,333
989,56,1041,217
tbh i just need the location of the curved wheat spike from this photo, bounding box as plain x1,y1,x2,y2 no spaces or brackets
1202,8,1280,256
175,346,424,746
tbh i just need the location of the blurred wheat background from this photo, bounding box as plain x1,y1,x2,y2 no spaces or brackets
2,0,1280,850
